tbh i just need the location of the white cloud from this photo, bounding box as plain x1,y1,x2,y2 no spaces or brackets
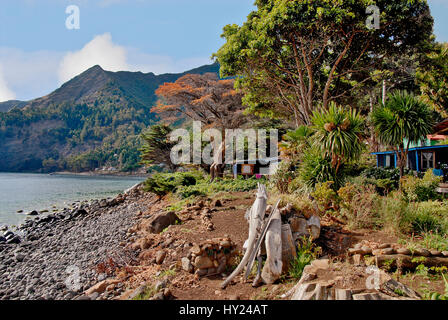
0,48,63,101
58,33,130,83
0,65,16,102
0,33,211,101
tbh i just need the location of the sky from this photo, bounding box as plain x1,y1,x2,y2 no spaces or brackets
0,0,446,102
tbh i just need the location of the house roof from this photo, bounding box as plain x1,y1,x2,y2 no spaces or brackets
372,144,448,155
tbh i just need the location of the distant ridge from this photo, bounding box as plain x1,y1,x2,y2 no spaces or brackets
0,63,220,172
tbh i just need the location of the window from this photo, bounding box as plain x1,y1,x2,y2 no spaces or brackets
421,152,435,170
385,155,391,167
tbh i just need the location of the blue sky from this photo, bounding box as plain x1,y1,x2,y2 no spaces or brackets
0,0,446,102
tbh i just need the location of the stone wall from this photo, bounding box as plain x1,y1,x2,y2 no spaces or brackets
182,237,237,278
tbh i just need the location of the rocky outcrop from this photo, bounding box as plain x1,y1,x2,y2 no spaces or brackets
184,237,237,278
286,259,420,300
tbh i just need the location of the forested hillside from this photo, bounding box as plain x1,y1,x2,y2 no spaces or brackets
0,63,219,172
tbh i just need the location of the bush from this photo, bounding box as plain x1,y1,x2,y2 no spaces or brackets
362,167,400,194
143,170,205,197
377,193,411,234
300,147,343,189
403,201,448,235
176,177,263,199
338,182,379,229
311,181,339,215
270,160,299,194
401,171,442,202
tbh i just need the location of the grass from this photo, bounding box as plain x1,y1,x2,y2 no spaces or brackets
132,286,157,300
157,268,177,278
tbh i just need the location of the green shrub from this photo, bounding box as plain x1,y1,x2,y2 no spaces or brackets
300,147,343,189
403,201,448,235
176,177,263,199
270,160,299,194
401,171,442,202
311,181,339,215
143,170,205,197
362,167,400,194
377,193,411,233
289,237,321,280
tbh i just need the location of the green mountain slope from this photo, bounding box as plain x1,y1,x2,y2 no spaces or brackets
0,63,219,172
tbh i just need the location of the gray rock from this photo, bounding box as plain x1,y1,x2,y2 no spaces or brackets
14,253,25,262
181,257,194,273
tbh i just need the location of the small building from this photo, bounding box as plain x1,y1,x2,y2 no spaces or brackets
372,119,448,173
232,157,281,178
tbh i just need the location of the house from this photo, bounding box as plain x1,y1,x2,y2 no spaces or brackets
372,119,448,174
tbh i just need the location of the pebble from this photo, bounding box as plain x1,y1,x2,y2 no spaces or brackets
0,190,146,300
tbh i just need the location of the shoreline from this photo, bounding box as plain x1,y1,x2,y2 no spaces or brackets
54,171,149,178
0,184,153,300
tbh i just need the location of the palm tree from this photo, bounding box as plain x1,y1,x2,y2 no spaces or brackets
371,91,435,177
311,103,365,174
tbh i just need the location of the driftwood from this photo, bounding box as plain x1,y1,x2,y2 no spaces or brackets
244,200,280,280
261,207,283,284
281,224,297,273
221,184,268,289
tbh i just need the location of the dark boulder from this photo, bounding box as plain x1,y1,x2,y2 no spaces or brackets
6,235,21,244
146,211,181,234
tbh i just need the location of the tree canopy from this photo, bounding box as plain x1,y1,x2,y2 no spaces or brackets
140,124,177,171
417,42,448,117
214,0,434,126
152,73,247,130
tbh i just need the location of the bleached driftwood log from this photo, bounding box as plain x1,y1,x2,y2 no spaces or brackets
247,201,280,287
261,207,283,284
221,183,267,289
281,224,296,273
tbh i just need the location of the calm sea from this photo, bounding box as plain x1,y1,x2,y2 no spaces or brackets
0,173,145,227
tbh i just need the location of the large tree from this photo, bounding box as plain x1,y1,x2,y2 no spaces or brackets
416,42,448,117
214,0,434,126
140,124,177,171
152,73,246,130
371,91,435,177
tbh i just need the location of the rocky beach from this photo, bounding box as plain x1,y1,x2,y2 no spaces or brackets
0,184,156,300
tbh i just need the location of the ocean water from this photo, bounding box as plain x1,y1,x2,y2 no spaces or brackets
0,173,145,227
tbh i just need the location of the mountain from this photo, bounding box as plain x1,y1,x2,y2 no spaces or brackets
0,63,220,172
0,100,27,113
